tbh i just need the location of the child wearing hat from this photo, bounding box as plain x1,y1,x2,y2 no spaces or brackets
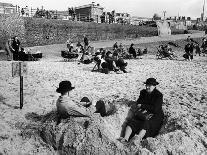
56,80,92,124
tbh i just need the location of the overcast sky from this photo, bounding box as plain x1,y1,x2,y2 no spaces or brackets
5,0,205,19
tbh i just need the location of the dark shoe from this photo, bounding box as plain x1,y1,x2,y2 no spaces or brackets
102,68,109,74
117,137,124,141
123,70,128,73
114,68,119,72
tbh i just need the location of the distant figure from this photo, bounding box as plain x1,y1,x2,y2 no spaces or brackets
129,43,137,58
83,34,89,50
21,8,25,16
113,42,118,50
113,52,128,73
117,78,164,145
11,36,21,60
186,36,191,42
104,51,119,73
201,38,207,56
194,43,201,56
82,52,93,64
5,38,14,61
81,35,89,61
184,43,194,61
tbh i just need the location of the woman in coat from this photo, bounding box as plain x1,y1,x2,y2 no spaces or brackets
118,78,164,144
12,36,21,60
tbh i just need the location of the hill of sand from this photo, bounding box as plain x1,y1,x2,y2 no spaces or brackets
0,32,207,155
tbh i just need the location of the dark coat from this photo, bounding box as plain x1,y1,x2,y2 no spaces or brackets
129,46,136,58
127,88,164,138
84,37,89,46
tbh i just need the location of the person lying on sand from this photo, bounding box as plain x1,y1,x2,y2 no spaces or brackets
117,78,164,145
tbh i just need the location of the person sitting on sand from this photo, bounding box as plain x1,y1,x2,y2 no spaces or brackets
82,52,93,64
56,80,113,124
113,52,128,73
129,43,137,58
117,78,164,145
104,51,119,73
56,80,92,124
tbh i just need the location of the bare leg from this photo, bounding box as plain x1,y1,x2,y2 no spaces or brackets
123,126,132,141
133,129,146,146
138,129,146,139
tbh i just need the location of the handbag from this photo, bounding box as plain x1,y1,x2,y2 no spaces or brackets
134,108,153,120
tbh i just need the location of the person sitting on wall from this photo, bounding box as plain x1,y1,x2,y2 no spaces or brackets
117,78,164,145
128,43,137,58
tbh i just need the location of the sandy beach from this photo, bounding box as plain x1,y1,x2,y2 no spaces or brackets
0,33,207,154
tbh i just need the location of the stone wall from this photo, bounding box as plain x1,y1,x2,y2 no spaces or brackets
0,16,184,49
23,17,158,47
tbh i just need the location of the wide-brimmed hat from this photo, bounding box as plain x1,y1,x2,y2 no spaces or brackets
144,78,159,86
56,80,75,93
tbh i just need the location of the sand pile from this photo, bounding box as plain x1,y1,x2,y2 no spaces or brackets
0,52,207,154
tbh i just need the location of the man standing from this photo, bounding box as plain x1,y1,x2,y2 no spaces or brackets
81,35,89,62
83,34,89,50
12,36,21,60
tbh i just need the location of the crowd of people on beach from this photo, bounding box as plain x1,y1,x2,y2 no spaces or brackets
3,34,206,147
183,35,207,61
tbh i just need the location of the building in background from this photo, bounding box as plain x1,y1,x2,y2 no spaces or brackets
75,2,104,23
130,16,152,25
0,2,16,15
115,12,130,24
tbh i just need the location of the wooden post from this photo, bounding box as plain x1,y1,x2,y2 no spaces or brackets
12,62,27,109
19,62,23,109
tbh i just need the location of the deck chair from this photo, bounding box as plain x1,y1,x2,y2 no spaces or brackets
61,50,79,62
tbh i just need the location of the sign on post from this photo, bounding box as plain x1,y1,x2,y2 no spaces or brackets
12,62,27,77
12,62,27,109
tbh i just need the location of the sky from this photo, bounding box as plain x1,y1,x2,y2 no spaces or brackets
4,0,206,19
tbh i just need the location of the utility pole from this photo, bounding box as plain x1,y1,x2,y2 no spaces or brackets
202,0,206,21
